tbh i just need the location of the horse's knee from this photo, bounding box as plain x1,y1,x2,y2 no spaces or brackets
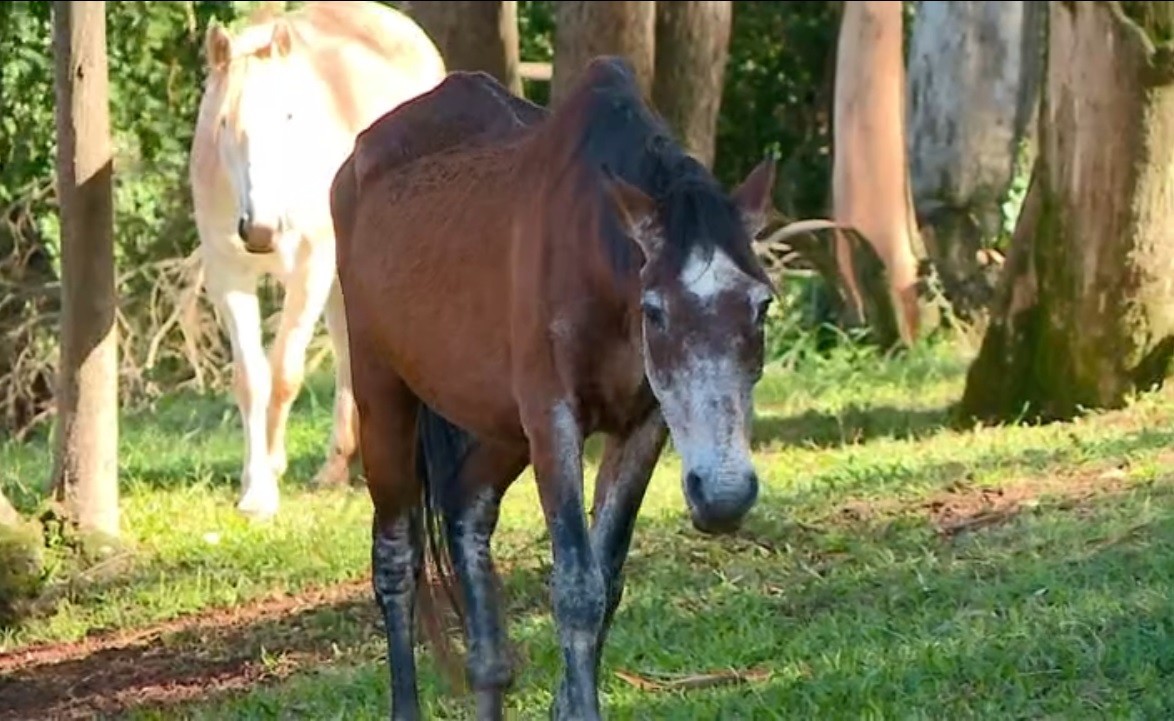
271,368,304,410
232,358,269,410
552,557,606,637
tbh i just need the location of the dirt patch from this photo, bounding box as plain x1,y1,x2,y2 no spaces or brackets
927,465,1133,538
0,578,379,721
835,462,1139,538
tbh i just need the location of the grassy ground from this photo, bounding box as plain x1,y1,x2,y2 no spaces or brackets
3,336,1174,719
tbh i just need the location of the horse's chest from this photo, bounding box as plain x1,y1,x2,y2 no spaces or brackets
578,342,651,435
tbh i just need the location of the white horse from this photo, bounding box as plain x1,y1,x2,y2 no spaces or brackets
188,2,446,518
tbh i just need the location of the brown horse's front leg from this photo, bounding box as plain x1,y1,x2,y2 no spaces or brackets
526,400,606,721
589,410,668,663
554,409,668,714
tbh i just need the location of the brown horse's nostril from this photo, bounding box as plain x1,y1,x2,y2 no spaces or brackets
685,469,759,535
237,216,249,242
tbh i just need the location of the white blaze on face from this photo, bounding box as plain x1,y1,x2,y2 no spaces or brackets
218,56,308,235
642,247,771,512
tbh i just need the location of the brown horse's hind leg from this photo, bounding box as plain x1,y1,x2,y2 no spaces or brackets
353,360,424,721
438,440,528,720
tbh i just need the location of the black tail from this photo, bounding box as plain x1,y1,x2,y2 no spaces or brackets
414,403,477,682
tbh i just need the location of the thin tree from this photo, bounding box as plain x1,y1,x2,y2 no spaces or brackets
960,2,1174,423
49,0,120,541
652,1,732,169
551,1,656,107
409,1,523,96
830,0,935,348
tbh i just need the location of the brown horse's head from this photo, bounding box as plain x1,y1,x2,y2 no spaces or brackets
604,157,777,535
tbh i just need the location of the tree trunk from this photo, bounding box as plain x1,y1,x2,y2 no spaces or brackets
0,490,18,528
408,1,523,96
49,0,120,541
960,1,1174,424
551,1,656,107
907,1,1045,324
652,1,732,169
831,1,935,349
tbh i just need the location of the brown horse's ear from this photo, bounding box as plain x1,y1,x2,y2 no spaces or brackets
731,156,777,238
271,20,293,57
603,170,662,261
205,21,233,71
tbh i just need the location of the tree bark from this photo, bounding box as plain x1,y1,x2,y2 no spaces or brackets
407,1,523,96
652,1,732,169
960,1,1174,424
907,1,1045,323
49,0,120,540
0,490,18,528
831,1,934,349
551,1,656,108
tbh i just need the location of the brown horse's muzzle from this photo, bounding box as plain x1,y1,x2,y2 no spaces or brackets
684,467,759,535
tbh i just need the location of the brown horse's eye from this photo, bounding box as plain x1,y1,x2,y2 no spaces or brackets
642,301,667,331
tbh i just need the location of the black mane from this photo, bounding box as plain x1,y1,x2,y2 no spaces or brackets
550,57,768,285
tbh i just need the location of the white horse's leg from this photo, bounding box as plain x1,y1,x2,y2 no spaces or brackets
313,275,359,487
266,245,335,484
204,262,278,519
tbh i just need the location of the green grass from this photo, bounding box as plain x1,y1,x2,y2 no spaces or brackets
5,336,1174,719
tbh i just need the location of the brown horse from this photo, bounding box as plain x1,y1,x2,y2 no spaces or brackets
332,59,830,721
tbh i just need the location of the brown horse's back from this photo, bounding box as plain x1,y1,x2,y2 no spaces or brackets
351,71,546,195
332,73,548,443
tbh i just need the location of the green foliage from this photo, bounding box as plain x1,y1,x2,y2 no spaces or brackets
0,0,844,431
996,137,1035,249
0,520,44,626
0,2,277,434
713,2,841,221
517,0,554,106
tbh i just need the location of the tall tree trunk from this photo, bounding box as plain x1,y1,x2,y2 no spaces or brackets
551,1,656,107
0,490,18,528
960,1,1174,424
907,1,1045,324
831,1,935,349
50,0,120,541
652,1,732,169
408,1,523,96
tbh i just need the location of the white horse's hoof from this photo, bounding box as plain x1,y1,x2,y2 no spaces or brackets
237,478,279,520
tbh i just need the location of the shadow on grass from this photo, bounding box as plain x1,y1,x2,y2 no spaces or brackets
752,404,954,450
6,479,1172,720
0,581,382,721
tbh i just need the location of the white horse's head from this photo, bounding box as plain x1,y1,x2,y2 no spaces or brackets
204,14,327,254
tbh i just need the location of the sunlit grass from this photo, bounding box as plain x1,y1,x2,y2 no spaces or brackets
5,334,1174,718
